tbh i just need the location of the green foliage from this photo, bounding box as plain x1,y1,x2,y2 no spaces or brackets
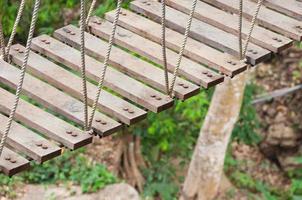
0,148,116,196
232,84,262,145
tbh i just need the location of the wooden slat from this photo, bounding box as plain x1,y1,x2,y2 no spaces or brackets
31,35,174,113
105,9,247,77
166,0,293,53
87,19,223,88
0,147,30,176
0,60,121,137
0,113,61,163
54,26,201,98
202,0,302,41
250,0,302,21
130,0,271,65
0,87,93,150
10,45,147,125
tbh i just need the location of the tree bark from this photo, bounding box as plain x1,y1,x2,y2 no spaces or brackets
181,73,247,200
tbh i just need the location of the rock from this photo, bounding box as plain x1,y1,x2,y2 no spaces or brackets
19,183,139,200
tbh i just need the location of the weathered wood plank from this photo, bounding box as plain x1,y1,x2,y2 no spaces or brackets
31,35,174,113
87,19,223,88
130,0,271,65
0,147,30,176
0,113,61,163
250,0,302,21
202,0,302,41
166,0,293,53
10,44,147,125
54,26,202,97
0,60,121,137
105,9,247,77
0,87,93,150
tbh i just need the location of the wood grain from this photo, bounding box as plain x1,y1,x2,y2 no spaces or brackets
0,60,121,137
105,9,247,77
31,35,174,113
10,44,147,125
0,113,61,163
202,0,302,41
87,19,223,88
166,0,293,53
130,0,271,65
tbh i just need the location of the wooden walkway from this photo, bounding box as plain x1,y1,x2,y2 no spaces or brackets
0,0,300,175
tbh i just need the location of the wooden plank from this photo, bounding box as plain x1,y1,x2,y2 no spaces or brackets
166,0,293,53
0,87,93,150
31,35,174,113
105,9,247,77
87,19,223,88
202,0,302,41
54,26,202,98
0,113,61,163
10,45,147,125
130,0,271,65
250,0,302,21
0,60,121,137
0,147,30,176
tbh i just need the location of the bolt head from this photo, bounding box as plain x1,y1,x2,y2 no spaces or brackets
95,119,102,123
178,82,184,86
202,71,208,75
66,130,73,134
4,155,11,161
183,85,189,89
36,142,43,147
207,74,213,78
42,144,48,149
128,110,134,114
123,107,129,111
10,159,17,163
156,96,162,100
150,94,156,98
71,133,78,137
101,121,107,125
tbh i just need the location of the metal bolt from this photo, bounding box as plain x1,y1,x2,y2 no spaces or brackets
40,39,47,42
14,47,20,52
123,107,129,111
10,159,17,163
36,142,43,147
248,49,253,52
202,71,208,75
207,74,213,78
63,28,71,33
42,144,48,149
277,39,282,42
150,94,156,98
71,132,78,137
101,121,107,125
128,110,134,114
66,130,73,135
4,155,11,161
18,50,24,54
178,82,184,86
70,32,76,35
45,40,50,44
95,119,102,123
156,96,162,100
183,85,189,89
252,51,258,54
93,20,102,25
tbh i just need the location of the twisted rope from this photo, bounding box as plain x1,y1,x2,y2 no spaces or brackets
161,0,170,95
87,0,122,129
0,0,41,156
86,0,97,25
242,0,263,57
168,0,198,96
238,0,243,59
0,22,5,60
6,0,26,61
80,0,89,131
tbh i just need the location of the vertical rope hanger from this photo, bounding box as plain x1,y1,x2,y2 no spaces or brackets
238,0,264,60
79,0,123,133
0,0,41,156
79,0,89,132
0,22,5,59
161,0,198,97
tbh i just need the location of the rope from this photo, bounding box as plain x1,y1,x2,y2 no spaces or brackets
161,0,170,95
6,0,26,61
86,0,97,25
168,0,198,96
238,0,263,59
0,21,5,60
0,0,41,157
80,0,89,131
87,0,122,129
238,0,243,59
242,0,263,57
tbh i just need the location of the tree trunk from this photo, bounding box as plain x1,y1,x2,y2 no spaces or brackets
180,73,247,200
